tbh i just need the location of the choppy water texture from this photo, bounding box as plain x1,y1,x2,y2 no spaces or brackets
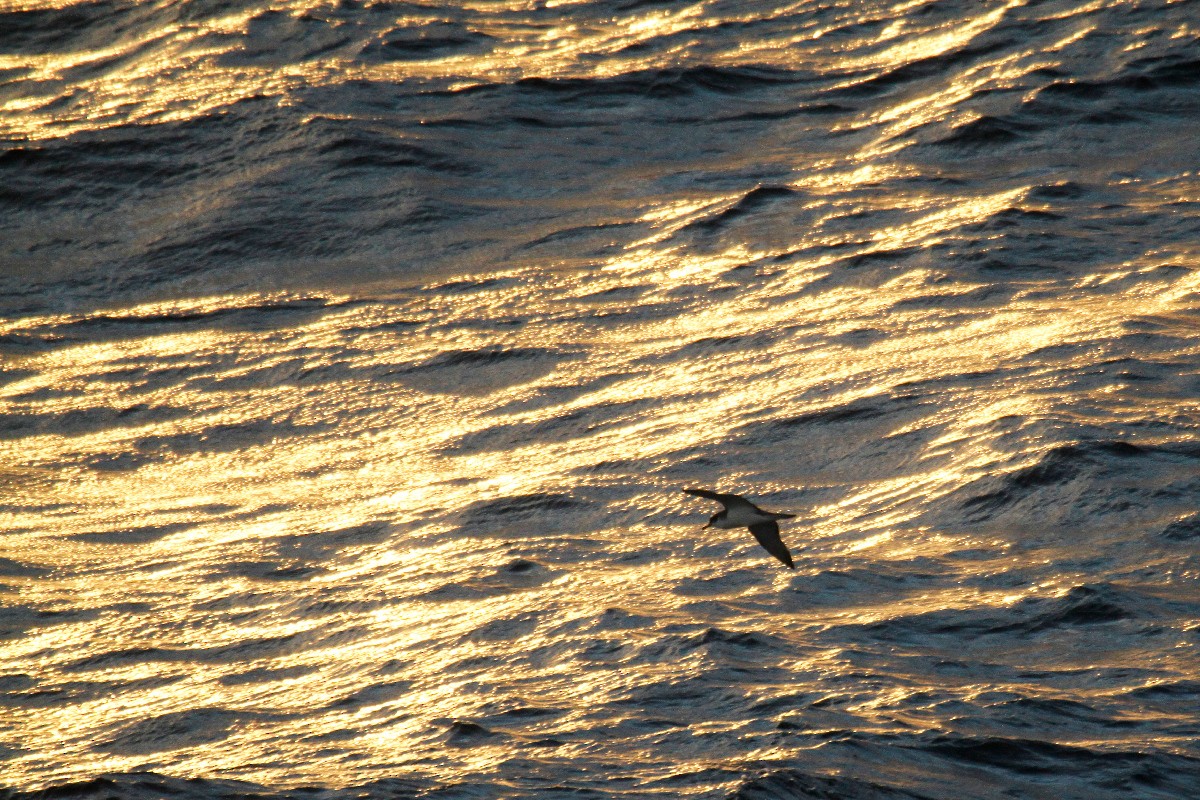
3,0,1200,798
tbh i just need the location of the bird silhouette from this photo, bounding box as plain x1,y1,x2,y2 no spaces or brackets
683,488,796,569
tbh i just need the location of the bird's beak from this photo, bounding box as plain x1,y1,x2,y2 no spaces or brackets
701,521,711,530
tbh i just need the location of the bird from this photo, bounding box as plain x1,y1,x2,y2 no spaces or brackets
683,488,797,569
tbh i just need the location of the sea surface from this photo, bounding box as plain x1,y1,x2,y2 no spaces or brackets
3,0,1200,798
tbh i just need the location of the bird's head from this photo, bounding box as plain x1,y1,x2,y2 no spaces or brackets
703,511,723,529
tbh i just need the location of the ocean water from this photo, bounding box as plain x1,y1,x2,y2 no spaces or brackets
3,0,1200,798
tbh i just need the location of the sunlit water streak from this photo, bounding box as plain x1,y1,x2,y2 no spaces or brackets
3,0,1200,798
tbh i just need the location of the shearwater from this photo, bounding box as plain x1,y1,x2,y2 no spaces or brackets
683,488,797,569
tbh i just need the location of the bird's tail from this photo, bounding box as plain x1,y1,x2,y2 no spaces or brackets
773,512,797,520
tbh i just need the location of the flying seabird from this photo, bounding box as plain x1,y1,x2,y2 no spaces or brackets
683,488,797,569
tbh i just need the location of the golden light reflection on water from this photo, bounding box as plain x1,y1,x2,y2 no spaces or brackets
5,213,1197,782
5,0,1200,789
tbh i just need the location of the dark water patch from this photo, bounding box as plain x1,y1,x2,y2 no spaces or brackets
551,607,655,636
735,392,923,445
71,521,195,545
1150,438,1200,460
957,440,1153,520
615,674,745,715
360,22,493,61
667,329,787,358
570,638,630,663
791,729,1200,798
81,442,214,472
65,632,316,673
1160,514,1200,541
511,64,802,103
698,101,850,124
681,186,800,234
685,627,790,654
0,605,100,640
785,568,918,608
139,209,352,267
1016,584,1139,630
1032,53,1200,110
450,398,654,454
507,113,604,129
97,707,270,755
962,206,1063,233
731,770,933,800
829,327,887,348
0,772,438,800
520,220,639,252
196,353,372,391
986,695,1137,730
313,123,471,174
0,116,236,215
394,346,579,396
0,332,66,355
455,491,597,539
890,283,1015,311
1029,180,1090,201
830,245,921,273
1127,52,1200,88
502,558,538,574
1012,664,1169,694
0,403,191,442
489,558,562,588
720,259,788,284
859,584,1154,644
0,368,37,388
46,298,346,340
462,492,586,519
578,284,650,303
2,674,186,708
1129,681,1200,701
301,594,388,617
131,417,333,459
934,115,1039,149
466,611,544,643
89,361,232,393
585,299,697,326
218,664,318,686
476,696,565,727
0,558,51,578
331,680,412,710
916,732,1192,777
415,581,511,602
751,690,820,716
0,673,36,693
672,566,767,597
427,276,519,294
342,316,426,336
211,7,354,66
444,720,507,747
269,521,391,560
0,1,135,54
940,247,1066,281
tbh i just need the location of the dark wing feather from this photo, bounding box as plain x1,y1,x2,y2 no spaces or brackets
748,522,795,569
682,488,763,514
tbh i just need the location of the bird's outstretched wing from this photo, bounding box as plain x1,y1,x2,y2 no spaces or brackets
748,522,795,569
682,488,763,514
